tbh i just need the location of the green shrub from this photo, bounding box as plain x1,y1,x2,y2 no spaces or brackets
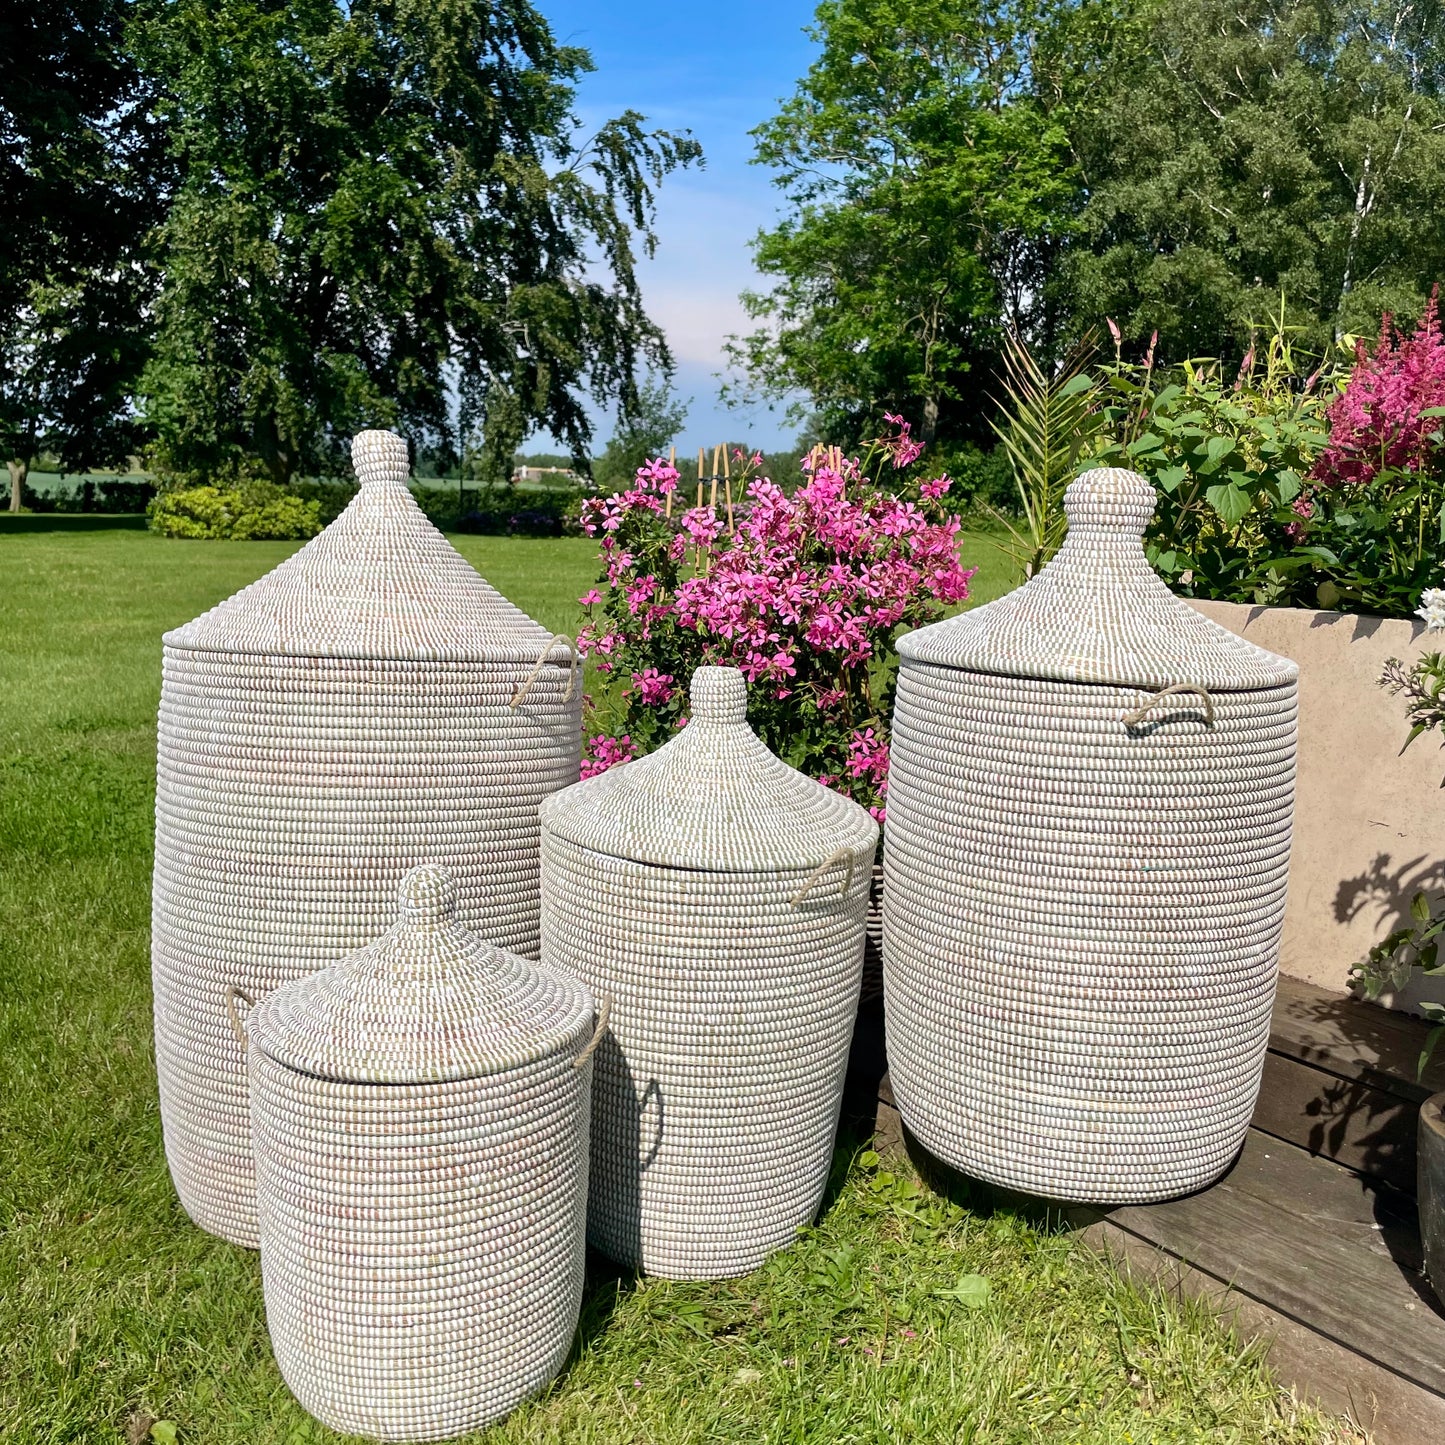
290,479,358,526
408,482,584,536
147,482,323,540
1087,325,1334,605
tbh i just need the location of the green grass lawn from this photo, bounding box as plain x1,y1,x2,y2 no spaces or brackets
0,518,1355,1444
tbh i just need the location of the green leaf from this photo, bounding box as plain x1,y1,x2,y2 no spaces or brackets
1412,891,1432,925
937,1273,991,1308
150,1425,179,1445
1420,1026,1444,1080
1126,432,1163,455
1205,483,1253,525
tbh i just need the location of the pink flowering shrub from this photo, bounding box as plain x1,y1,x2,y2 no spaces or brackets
1314,293,1445,487
576,427,975,820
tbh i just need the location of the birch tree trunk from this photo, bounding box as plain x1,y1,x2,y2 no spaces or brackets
8,457,28,512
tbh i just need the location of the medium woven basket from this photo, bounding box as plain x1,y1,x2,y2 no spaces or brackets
883,468,1299,1204
540,667,878,1279
153,430,582,1248
244,865,600,1442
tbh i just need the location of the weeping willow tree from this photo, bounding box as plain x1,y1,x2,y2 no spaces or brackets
137,0,702,486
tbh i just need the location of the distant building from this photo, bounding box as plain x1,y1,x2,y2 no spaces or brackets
511,465,579,484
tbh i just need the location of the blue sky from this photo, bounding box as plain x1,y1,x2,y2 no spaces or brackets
536,0,821,455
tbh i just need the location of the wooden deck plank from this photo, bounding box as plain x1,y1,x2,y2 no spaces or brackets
1271,977,1445,1104
1253,1049,1419,1192
1100,1132,1445,1398
1084,1218,1445,1445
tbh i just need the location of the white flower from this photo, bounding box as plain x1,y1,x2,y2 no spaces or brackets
1418,587,1445,631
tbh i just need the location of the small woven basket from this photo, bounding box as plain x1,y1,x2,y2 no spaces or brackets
244,864,600,1443
540,667,879,1279
883,468,1299,1204
153,430,582,1247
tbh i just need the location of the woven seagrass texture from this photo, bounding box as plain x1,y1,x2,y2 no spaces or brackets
540,667,878,1279
248,866,597,1441
883,468,1298,1204
153,431,582,1248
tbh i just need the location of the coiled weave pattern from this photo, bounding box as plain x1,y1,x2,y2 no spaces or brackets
248,865,596,1441
883,468,1299,1203
153,430,581,1247
540,667,878,1278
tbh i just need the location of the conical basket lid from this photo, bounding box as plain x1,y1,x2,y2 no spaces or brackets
541,666,879,872
246,865,595,1084
164,431,557,662
898,467,1298,691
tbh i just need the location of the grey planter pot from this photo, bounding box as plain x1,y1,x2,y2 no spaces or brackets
1422,1093,1445,1304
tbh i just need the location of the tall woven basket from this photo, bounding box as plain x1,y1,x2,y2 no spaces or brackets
244,865,600,1442
883,468,1299,1204
540,667,878,1279
153,431,581,1248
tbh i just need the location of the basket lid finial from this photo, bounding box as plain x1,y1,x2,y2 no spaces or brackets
690,666,748,724
1063,466,1155,536
351,429,410,491
399,864,457,928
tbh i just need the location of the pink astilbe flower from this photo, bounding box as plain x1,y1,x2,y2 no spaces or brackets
580,734,638,780
1314,291,1445,487
1283,494,1315,542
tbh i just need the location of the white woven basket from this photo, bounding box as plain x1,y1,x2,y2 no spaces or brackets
244,864,600,1442
540,667,878,1279
153,430,582,1247
883,468,1299,1204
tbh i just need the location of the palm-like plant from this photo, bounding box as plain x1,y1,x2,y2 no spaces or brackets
989,329,1102,580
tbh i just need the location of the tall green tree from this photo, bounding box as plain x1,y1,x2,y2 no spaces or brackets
592,378,688,489
1067,0,1445,357
726,0,1122,446
138,0,701,486
0,2,162,509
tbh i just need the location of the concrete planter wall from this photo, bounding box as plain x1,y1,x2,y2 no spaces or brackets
1190,601,1441,1001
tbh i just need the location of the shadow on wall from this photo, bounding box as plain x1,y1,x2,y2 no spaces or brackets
1336,852,1445,1016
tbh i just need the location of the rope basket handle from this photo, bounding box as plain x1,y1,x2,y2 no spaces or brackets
1124,682,1216,729
574,993,613,1070
790,847,856,909
224,984,256,1048
511,634,579,709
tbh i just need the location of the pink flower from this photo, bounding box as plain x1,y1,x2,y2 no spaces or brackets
880,413,924,469
846,727,890,784
920,475,952,501
580,734,638,779
579,589,603,607
1314,290,1445,487
635,457,679,495
1284,493,1315,542
630,668,676,706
